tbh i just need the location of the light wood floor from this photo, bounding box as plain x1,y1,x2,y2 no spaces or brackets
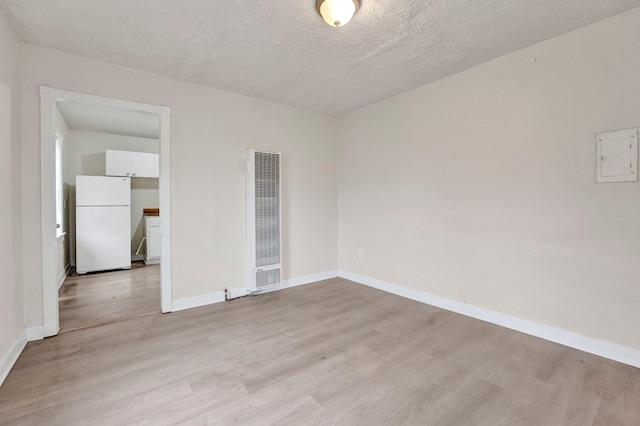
58,262,160,332
2,278,639,425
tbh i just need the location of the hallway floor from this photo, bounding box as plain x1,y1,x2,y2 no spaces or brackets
58,261,160,332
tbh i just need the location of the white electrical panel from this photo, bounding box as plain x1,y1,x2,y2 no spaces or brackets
596,128,638,183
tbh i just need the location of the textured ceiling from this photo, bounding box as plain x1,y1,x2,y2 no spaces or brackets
2,0,639,115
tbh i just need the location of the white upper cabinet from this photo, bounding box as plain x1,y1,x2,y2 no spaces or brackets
131,151,155,177
106,149,158,178
105,150,132,177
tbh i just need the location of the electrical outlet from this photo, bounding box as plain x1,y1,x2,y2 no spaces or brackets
357,250,364,260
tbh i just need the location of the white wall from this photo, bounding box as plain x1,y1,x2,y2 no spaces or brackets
337,8,640,351
0,8,24,380
64,130,160,262
20,45,339,328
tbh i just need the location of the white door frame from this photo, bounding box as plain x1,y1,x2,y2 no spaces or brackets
40,86,173,337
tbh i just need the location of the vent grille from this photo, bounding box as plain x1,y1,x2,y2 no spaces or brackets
255,268,281,289
254,152,280,267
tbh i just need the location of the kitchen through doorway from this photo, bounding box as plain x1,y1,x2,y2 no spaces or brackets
40,87,172,337
55,99,162,331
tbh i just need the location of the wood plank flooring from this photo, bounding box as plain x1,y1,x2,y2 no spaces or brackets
58,262,160,332
2,278,639,425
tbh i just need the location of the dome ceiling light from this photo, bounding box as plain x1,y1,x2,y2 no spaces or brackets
316,0,360,28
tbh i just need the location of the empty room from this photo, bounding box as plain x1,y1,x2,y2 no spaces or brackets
1,0,639,424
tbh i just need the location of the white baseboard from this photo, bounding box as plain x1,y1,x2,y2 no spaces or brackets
227,288,250,299
26,326,44,341
1,330,27,387
171,270,340,312
339,270,640,369
230,270,340,297
283,270,339,289
161,298,172,313
57,264,70,290
43,319,59,338
171,291,226,312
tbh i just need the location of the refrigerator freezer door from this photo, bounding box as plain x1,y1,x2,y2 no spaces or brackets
76,176,131,206
76,205,131,273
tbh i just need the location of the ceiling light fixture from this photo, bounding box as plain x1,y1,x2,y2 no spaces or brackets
316,0,360,28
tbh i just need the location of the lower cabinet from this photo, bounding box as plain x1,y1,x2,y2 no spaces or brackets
144,216,161,264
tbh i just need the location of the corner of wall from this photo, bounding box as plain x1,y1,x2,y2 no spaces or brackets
0,330,27,389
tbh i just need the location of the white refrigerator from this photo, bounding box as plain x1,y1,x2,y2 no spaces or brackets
76,176,131,274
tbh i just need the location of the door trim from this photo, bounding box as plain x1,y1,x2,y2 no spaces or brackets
39,86,173,337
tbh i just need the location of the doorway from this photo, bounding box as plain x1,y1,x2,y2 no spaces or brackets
40,87,172,337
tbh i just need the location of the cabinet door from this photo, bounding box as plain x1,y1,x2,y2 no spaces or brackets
131,152,155,178
147,225,162,258
106,150,132,176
